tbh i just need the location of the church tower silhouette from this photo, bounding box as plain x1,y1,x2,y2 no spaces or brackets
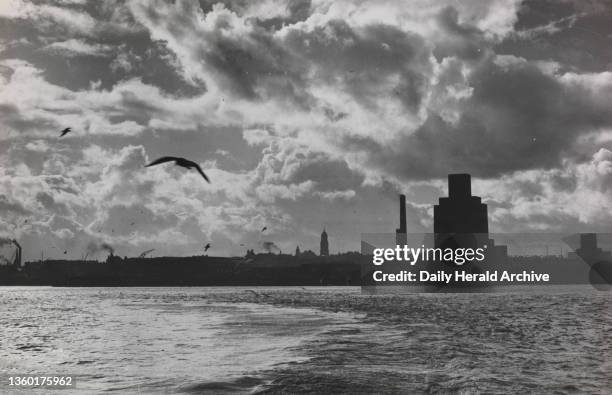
320,228,329,256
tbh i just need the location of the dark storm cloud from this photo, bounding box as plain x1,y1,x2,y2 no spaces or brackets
133,0,311,104
36,191,71,216
135,2,432,111
33,39,204,96
433,6,488,62
549,172,578,192
0,2,204,96
283,20,431,111
497,0,612,72
202,29,309,103
342,53,612,180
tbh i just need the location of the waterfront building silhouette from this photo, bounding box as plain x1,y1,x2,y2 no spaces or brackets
575,233,612,263
433,174,488,250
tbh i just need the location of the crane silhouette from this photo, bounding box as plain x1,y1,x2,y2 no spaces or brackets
138,249,155,258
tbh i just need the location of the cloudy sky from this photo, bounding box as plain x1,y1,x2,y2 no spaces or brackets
1,0,611,262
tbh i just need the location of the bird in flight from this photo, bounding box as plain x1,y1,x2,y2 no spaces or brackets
261,226,267,232
204,243,211,252
145,156,210,182
59,127,72,137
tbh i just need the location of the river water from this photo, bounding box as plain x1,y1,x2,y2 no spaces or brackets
1,286,611,393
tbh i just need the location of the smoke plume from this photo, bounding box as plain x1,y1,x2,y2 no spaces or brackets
261,241,281,253
0,238,13,247
86,241,115,257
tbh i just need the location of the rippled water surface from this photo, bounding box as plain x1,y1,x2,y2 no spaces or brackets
1,286,611,394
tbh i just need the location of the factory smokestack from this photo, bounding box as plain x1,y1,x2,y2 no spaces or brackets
396,194,407,245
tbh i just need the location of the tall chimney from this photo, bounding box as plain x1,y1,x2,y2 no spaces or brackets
397,194,406,233
396,194,407,245
448,174,471,199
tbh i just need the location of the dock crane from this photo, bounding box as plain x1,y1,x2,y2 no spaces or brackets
138,249,155,258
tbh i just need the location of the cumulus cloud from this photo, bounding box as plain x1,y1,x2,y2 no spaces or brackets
476,148,612,233
346,54,612,180
1,0,611,261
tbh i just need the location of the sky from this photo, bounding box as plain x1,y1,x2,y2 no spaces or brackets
0,0,611,262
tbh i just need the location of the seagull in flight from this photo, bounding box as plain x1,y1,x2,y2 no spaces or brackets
145,156,210,182
204,243,211,252
59,127,72,137
261,226,267,232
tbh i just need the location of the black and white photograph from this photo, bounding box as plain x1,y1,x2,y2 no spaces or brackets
1,0,612,393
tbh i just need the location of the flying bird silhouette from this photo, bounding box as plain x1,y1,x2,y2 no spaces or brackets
145,156,210,182
204,243,211,252
261,226,267,232
59,127,71,137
